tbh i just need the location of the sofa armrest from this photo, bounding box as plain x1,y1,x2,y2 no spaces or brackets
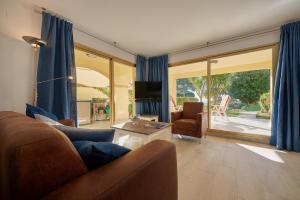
43,140,178,200
58,119,75,127
171,111,183,123
196,112,208,136
53,125,115,142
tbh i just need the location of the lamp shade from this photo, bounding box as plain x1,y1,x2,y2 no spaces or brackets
22,36,47,48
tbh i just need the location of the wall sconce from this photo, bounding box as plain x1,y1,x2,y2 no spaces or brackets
22,36,47,48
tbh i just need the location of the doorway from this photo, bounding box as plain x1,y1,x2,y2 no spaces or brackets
75,48,111,129
208,48,273,136
169,45,277,141
74,45,136,128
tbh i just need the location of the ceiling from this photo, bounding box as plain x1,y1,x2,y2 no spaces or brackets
24,0,300,56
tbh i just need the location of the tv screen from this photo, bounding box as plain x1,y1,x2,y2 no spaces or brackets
135,81,162,101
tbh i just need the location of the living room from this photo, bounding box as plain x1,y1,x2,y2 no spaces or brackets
1,0,300,200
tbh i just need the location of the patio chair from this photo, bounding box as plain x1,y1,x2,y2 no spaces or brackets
211,95,231,120
169,96,182,112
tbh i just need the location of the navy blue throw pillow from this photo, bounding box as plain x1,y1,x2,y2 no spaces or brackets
26,104,58,121
73,141,131,170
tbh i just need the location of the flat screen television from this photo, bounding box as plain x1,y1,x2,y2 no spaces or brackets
135,81,162,101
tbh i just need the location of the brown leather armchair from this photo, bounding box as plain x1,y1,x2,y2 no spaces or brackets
171,102,208,138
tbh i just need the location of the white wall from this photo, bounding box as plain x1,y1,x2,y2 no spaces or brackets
0,0,40,113
0,33,35,113
169,31,280,64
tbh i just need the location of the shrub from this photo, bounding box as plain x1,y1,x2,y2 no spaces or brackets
229,70,270,104
259,92,271,113
256,112,271,119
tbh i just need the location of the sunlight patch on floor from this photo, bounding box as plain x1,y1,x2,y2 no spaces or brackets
237,143,284,163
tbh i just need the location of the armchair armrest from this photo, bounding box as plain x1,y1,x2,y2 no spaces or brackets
43,140,178,200
171,111,183,123
53,125,115,142
196,112,208,136
58,119,75,127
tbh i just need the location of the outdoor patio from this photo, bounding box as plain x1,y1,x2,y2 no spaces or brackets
211,112,271,136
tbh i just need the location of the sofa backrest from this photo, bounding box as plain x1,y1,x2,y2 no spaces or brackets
0,112,88,200
183,102,204,119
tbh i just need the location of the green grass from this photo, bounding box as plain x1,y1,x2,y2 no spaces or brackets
225,109,240,117
242,104,261,112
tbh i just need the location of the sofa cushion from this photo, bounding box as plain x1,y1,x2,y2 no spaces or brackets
174,118,197,131
26,104,58,121
73,141,130,170
183,102,203,119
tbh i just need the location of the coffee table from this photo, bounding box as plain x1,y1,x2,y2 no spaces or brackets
112,119,172,149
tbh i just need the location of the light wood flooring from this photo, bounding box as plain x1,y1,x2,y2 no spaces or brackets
174,136,300,200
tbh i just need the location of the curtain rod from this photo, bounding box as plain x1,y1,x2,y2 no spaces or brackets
168,27,280,55
34,7,137,57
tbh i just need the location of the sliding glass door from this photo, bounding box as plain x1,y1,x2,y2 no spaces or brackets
75,49,111,129
208,48,273,136
169,45,276,140
169,60,208,114
75,46,136,128
113,61,136,123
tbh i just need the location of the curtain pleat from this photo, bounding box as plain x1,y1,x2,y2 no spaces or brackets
37,12,77,125
135,55,147,115
270,21,300,152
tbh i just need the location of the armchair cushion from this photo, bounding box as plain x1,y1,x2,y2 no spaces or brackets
182,102,203,119
72,141,130,170
54,125,115,142
174,118,197,131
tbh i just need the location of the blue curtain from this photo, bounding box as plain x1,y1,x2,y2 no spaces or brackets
136,55,147,115
136,55,147,81
148,55,169,122
270,21,300,152
37,12,77,125
135,55,169,122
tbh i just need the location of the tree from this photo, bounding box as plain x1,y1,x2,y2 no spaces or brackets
229,70,270,104
188,77,207,101
210,74,231,104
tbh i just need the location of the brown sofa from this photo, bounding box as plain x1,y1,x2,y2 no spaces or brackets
171,102,208,138
0,111,178,200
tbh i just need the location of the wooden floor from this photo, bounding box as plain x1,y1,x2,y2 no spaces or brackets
174,136,300,200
